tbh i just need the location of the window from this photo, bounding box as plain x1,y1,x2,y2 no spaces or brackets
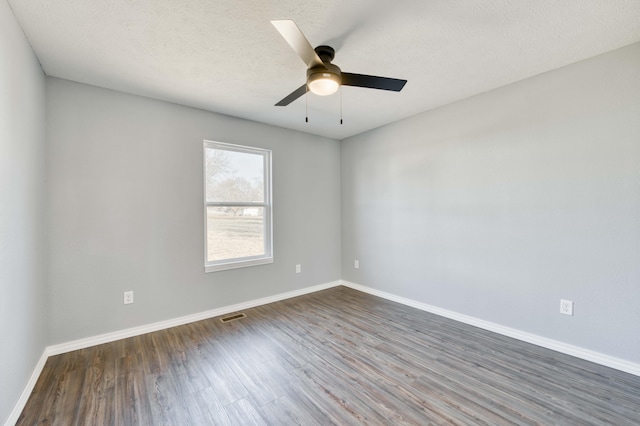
203,141,272,272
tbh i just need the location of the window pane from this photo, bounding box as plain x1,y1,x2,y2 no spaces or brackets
205,149,264,203
206,206,265,262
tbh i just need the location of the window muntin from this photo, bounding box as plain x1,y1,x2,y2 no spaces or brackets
204,141,272,272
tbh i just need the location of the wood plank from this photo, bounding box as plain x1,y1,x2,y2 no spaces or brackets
223,396,267,425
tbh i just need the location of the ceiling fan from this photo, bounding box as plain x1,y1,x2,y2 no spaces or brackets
271,20,407,107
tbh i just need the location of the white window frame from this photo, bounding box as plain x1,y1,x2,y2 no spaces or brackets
203,141,273,272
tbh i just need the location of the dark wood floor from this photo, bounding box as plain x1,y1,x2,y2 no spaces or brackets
17,286,640,425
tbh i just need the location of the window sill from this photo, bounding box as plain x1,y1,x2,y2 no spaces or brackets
205,256,273,273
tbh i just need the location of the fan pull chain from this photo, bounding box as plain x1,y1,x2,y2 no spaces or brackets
305,90,309,123
340,86,343,125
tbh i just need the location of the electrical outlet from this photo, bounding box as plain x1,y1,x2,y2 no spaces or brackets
354,260,359,269
560,299,573,316
295,264,301,274
124,291,134,305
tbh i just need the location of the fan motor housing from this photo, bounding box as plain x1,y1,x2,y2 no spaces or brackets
307,62,342,85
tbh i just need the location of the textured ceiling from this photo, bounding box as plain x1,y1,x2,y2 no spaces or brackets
8,0,640,140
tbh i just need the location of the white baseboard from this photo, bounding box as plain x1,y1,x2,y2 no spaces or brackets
4,351,49,426
5,280,342,426
340,280,640,377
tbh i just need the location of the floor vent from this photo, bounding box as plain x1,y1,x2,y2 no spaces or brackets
220,313,246,323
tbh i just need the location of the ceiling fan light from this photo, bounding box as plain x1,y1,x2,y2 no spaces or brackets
308,72,340,96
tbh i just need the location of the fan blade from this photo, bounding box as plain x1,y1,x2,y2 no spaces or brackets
271,20,324,69
275,84,308,106
341,73,407,91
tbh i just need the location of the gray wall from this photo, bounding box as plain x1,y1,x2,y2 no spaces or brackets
0,1,47,423
46,78,341,344
341,42,640,363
